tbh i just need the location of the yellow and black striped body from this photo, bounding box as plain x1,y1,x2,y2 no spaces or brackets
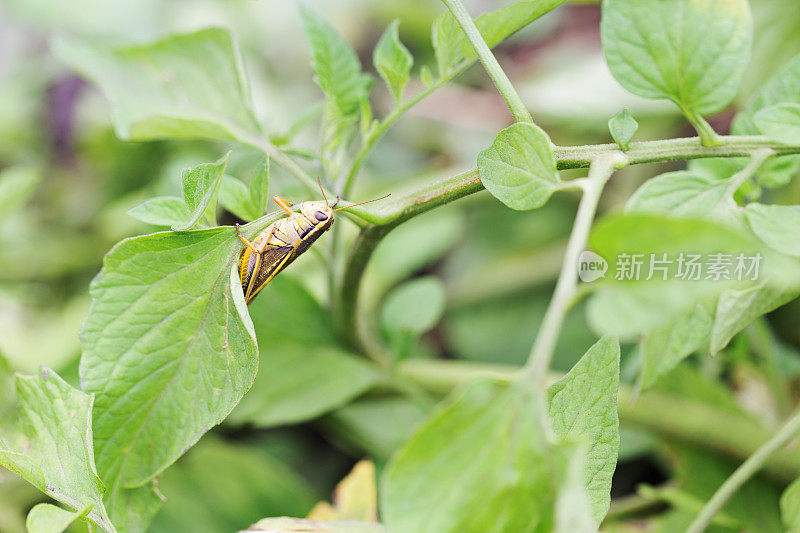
239,200,334,305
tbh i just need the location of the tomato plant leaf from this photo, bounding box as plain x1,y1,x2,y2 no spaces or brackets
432,13,463,80
249,156,270,217
553,443,594,533
374,20,413,105
230,277,378,428
734,53,800,188
0,367,115,533
176,152,229,230
127,197,190,227
26,503,91,533
230,344,378,428
710,285,798,355
220,175,260,222
79,223,274,489
754,103,800,144
381,276,446,336
478,122,559,210
608,108,638,150
103,482,162,533
381,379,579,533
548,336,620,527
586,214,800,339
151,437,315,532
300,5,372,154
626,171,732,219
601,0,752,115
746,204,800,257
53,29,261,143
639,304,713,390
432,0,566,79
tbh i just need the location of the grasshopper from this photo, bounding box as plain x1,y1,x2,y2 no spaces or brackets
235,183,388,305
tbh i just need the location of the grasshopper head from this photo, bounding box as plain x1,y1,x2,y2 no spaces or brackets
300,200,335,227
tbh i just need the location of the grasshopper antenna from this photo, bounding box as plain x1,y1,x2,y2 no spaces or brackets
317,176,329,209
334,194,391,212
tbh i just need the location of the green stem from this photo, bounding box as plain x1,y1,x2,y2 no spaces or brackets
347,135,800,226
441,0,532,124
687,406,800,533
683,108,721,146
721,147,774,200
524,153,629,389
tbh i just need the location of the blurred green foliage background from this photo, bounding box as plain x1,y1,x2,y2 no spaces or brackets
1,0,800,531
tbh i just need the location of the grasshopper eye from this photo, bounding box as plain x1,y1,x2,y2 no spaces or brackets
314,211,328,221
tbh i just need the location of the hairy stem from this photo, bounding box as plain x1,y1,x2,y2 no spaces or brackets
441,0,532,124
683,108,721,146
347,135,800,226
524,153,629,386
721,147,775,199
686,407,800,533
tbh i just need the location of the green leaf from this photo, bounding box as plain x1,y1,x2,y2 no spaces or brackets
586,214,800,339
53,29,261,143
245,275,338,347
0,366,115,533
300,5,372,154
744,53,800,118
374,20,413,104
432,0,566,79
608,108,638,150
639,304,713,389
230,344,378,428
754,103,800,144
432,12,466,80
104,484,162,533
781,476,800,532
176,151,230,230
548,336,620,527
710,285,797,355
245,517,386,533
381,276,446,335
553,443,594,533
601,0,753,115
230,276,378,428
79,224,270,490
477,122,559,210
746,204,800,257
220,175,260,222
152,437,315,532
26,503,89,533
249,156,270,216
626,171,731,218
0,165,41,219
734,53,800,187
381,379,574,532
127,196,190,226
